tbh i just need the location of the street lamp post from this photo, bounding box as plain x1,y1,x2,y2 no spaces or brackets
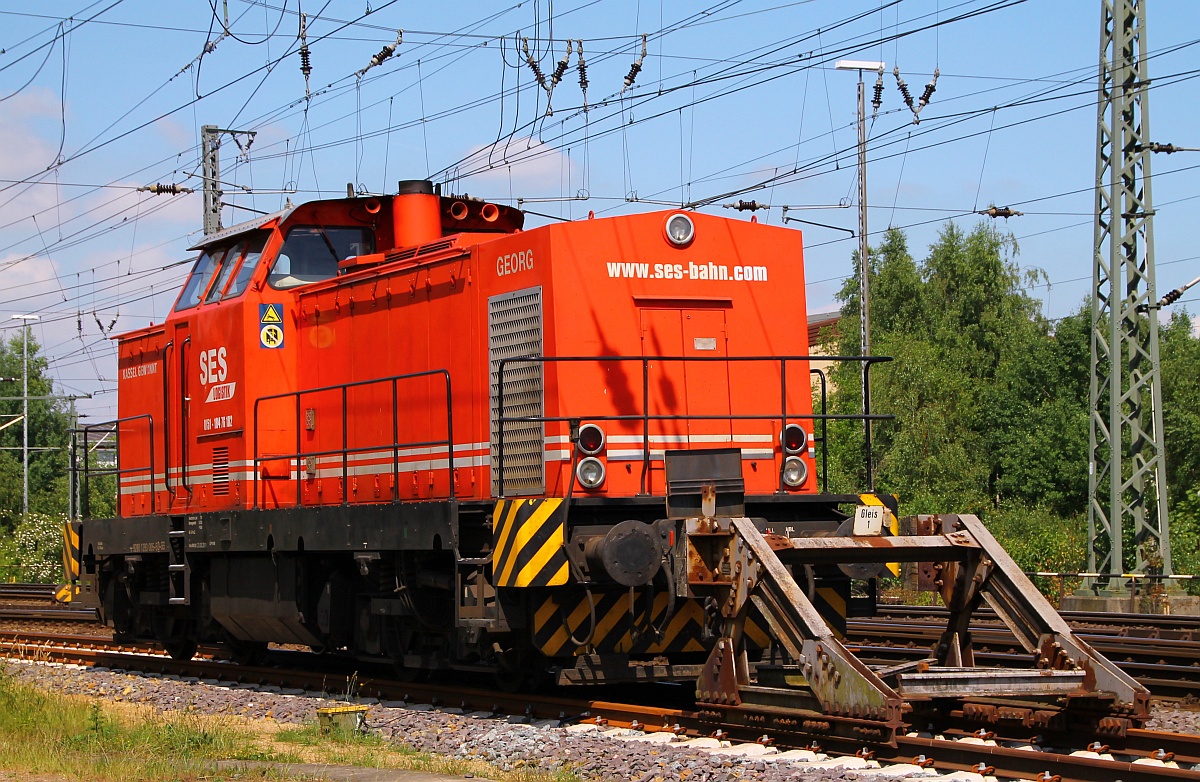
835,59,884,491
12,314,39,516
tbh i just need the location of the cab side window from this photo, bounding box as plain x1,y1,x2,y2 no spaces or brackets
222,232,270,299
204,240,247,302
268,226,375,289
174,246,228,311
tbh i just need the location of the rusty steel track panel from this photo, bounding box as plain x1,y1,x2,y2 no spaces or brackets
3,630,1198,782
0,583,57,600
0,607,98,621
846,618,1200,698
879,604,1200,638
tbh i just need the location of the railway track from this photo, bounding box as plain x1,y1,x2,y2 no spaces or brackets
0,583,96,623
878,603,1200,638
846,616,1200,699
0,583,57,600
2,629,1198,782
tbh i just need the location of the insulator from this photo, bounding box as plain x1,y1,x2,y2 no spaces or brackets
871,73,884,117
357,30,402,78
621,33,648,94
918,67,939,110
299,12,312,99
978,205,1023,219
576,40,589,113
893,66,914,112
522,37,547,89
550,40,572,88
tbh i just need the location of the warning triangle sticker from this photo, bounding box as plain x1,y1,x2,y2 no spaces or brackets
260,304,282,324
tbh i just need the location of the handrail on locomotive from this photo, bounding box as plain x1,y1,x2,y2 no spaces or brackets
74,413,154,520
250,368,455,508
495,353,892,498
75,354,891,518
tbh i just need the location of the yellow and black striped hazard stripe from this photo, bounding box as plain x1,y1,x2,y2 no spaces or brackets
492,498,570,588
813,584,848,638
859,493,901,577
532,591,775,658
533,590,705,657
55,522,80,604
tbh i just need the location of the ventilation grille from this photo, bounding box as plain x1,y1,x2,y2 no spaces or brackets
212,446,230,496
489,287,544,496
387,237,458,263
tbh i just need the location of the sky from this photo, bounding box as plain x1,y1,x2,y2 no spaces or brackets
1,0,1199,422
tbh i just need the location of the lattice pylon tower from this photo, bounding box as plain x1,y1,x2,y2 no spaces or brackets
1087,0,1172,587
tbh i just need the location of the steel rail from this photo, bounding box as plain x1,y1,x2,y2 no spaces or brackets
2,630,1198,782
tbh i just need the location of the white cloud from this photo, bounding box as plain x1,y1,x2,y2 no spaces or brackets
0,89,61,181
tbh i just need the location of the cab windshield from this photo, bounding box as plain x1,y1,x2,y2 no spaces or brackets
268,225,374,289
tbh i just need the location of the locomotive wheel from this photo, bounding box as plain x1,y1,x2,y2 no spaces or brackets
393,661,432,682
493,648,549,693
163,637,198,662
228,640,269,666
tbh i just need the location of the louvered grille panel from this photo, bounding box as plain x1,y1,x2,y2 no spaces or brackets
489,287,544,495
212,446,230,496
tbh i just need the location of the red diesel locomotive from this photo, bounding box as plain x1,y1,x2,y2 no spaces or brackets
76,179,873,682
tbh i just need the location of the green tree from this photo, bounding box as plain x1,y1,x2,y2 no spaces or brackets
1159,308,1200,580
0,329,73,529
818,223,1200,580
822,222,1087,566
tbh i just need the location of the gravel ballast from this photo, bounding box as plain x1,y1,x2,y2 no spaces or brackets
5,659,1197,781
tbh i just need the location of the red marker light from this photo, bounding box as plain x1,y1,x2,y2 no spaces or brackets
577,423,605,455
781,424,807,454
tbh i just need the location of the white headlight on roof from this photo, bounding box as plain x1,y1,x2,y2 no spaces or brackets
665,213,695,247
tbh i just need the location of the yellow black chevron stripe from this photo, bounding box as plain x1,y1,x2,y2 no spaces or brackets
814,585,847,638
532,591,775,659
744,612,771,648
533,590,705,657
492,498,569,587
859,493,901,576
56,522,80,604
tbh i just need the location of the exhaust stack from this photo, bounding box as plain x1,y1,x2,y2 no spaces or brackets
393,179,442,248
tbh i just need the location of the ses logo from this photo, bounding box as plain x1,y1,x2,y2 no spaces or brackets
199,346,236,404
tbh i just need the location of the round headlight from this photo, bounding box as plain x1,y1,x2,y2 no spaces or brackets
576,457,606,489
782,456,808,488
577,424,605,456
781,424,807,454
664,213,695,247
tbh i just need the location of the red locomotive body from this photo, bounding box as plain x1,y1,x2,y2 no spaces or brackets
81,180,851,676
114,188,815,516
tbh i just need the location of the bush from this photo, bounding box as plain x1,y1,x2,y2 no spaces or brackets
13,512,66,583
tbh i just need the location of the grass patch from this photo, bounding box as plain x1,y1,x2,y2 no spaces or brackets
0,663,584,782
0,664,284,781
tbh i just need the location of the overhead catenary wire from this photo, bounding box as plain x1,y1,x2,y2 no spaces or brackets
4,0,1200,412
